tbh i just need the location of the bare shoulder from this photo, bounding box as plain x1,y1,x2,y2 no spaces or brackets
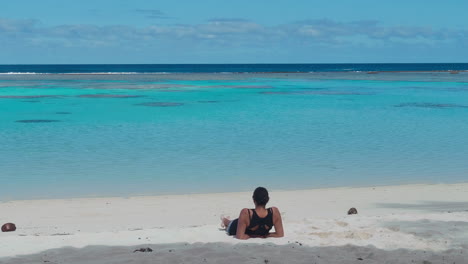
239,208,251,223
270,207,281,214
239,208,250,216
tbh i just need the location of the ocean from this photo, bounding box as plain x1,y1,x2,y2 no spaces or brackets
1,64,468,200
1,63,468,74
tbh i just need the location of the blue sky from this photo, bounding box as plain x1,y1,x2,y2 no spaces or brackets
1,0,467,63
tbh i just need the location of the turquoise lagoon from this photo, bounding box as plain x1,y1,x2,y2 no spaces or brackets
1,73,468,199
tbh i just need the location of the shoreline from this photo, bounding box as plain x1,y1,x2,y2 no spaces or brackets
1,181,466,202
1,183,468,259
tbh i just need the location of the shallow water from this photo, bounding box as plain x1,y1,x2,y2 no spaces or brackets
1,73,468,199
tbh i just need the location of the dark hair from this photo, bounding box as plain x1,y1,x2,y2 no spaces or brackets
253,187,269,206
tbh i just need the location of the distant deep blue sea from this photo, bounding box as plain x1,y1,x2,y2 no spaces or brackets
1,64,467,200
1,63,468,74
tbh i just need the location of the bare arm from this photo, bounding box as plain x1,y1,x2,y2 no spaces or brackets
235,208,251,240
267,207,284,238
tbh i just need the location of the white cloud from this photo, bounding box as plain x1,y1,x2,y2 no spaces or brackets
0,17,466,49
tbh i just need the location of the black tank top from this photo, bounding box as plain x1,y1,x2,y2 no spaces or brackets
245,208,274,236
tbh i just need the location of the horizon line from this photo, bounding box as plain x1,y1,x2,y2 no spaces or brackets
1,62,468,66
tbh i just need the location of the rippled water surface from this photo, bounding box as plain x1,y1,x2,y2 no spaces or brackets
1,72,468,199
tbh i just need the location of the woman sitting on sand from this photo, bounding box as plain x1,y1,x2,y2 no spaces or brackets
221,187,284,240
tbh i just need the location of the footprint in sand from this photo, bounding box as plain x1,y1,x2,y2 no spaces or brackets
309,231,372,240
336,221,349,227
339,231,372,239
51,233,73,236
309,232,332,238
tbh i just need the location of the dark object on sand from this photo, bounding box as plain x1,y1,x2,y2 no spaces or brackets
348,208,358,215
1,223,16,232
133,247,153,253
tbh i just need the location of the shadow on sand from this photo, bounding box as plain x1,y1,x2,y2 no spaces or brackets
1,242,466,264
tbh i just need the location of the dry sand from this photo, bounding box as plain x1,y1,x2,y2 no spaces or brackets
1,183,468,263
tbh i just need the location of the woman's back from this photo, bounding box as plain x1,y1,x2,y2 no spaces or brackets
245,208,274,236
221,187,284,240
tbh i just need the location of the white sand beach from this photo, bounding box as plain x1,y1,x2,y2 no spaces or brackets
1,183,468,263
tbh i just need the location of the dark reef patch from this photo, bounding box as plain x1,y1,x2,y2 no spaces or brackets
260,91,372,95
16,120,61,123
295,87,328,90
21,100,41,103
77,94,145,98
394,103,468,109
0,95,59,99
198,100,220,103
312,91,373,95
158,90,194,93
260,91,295,95
227,85,274,89
135,102,184,107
